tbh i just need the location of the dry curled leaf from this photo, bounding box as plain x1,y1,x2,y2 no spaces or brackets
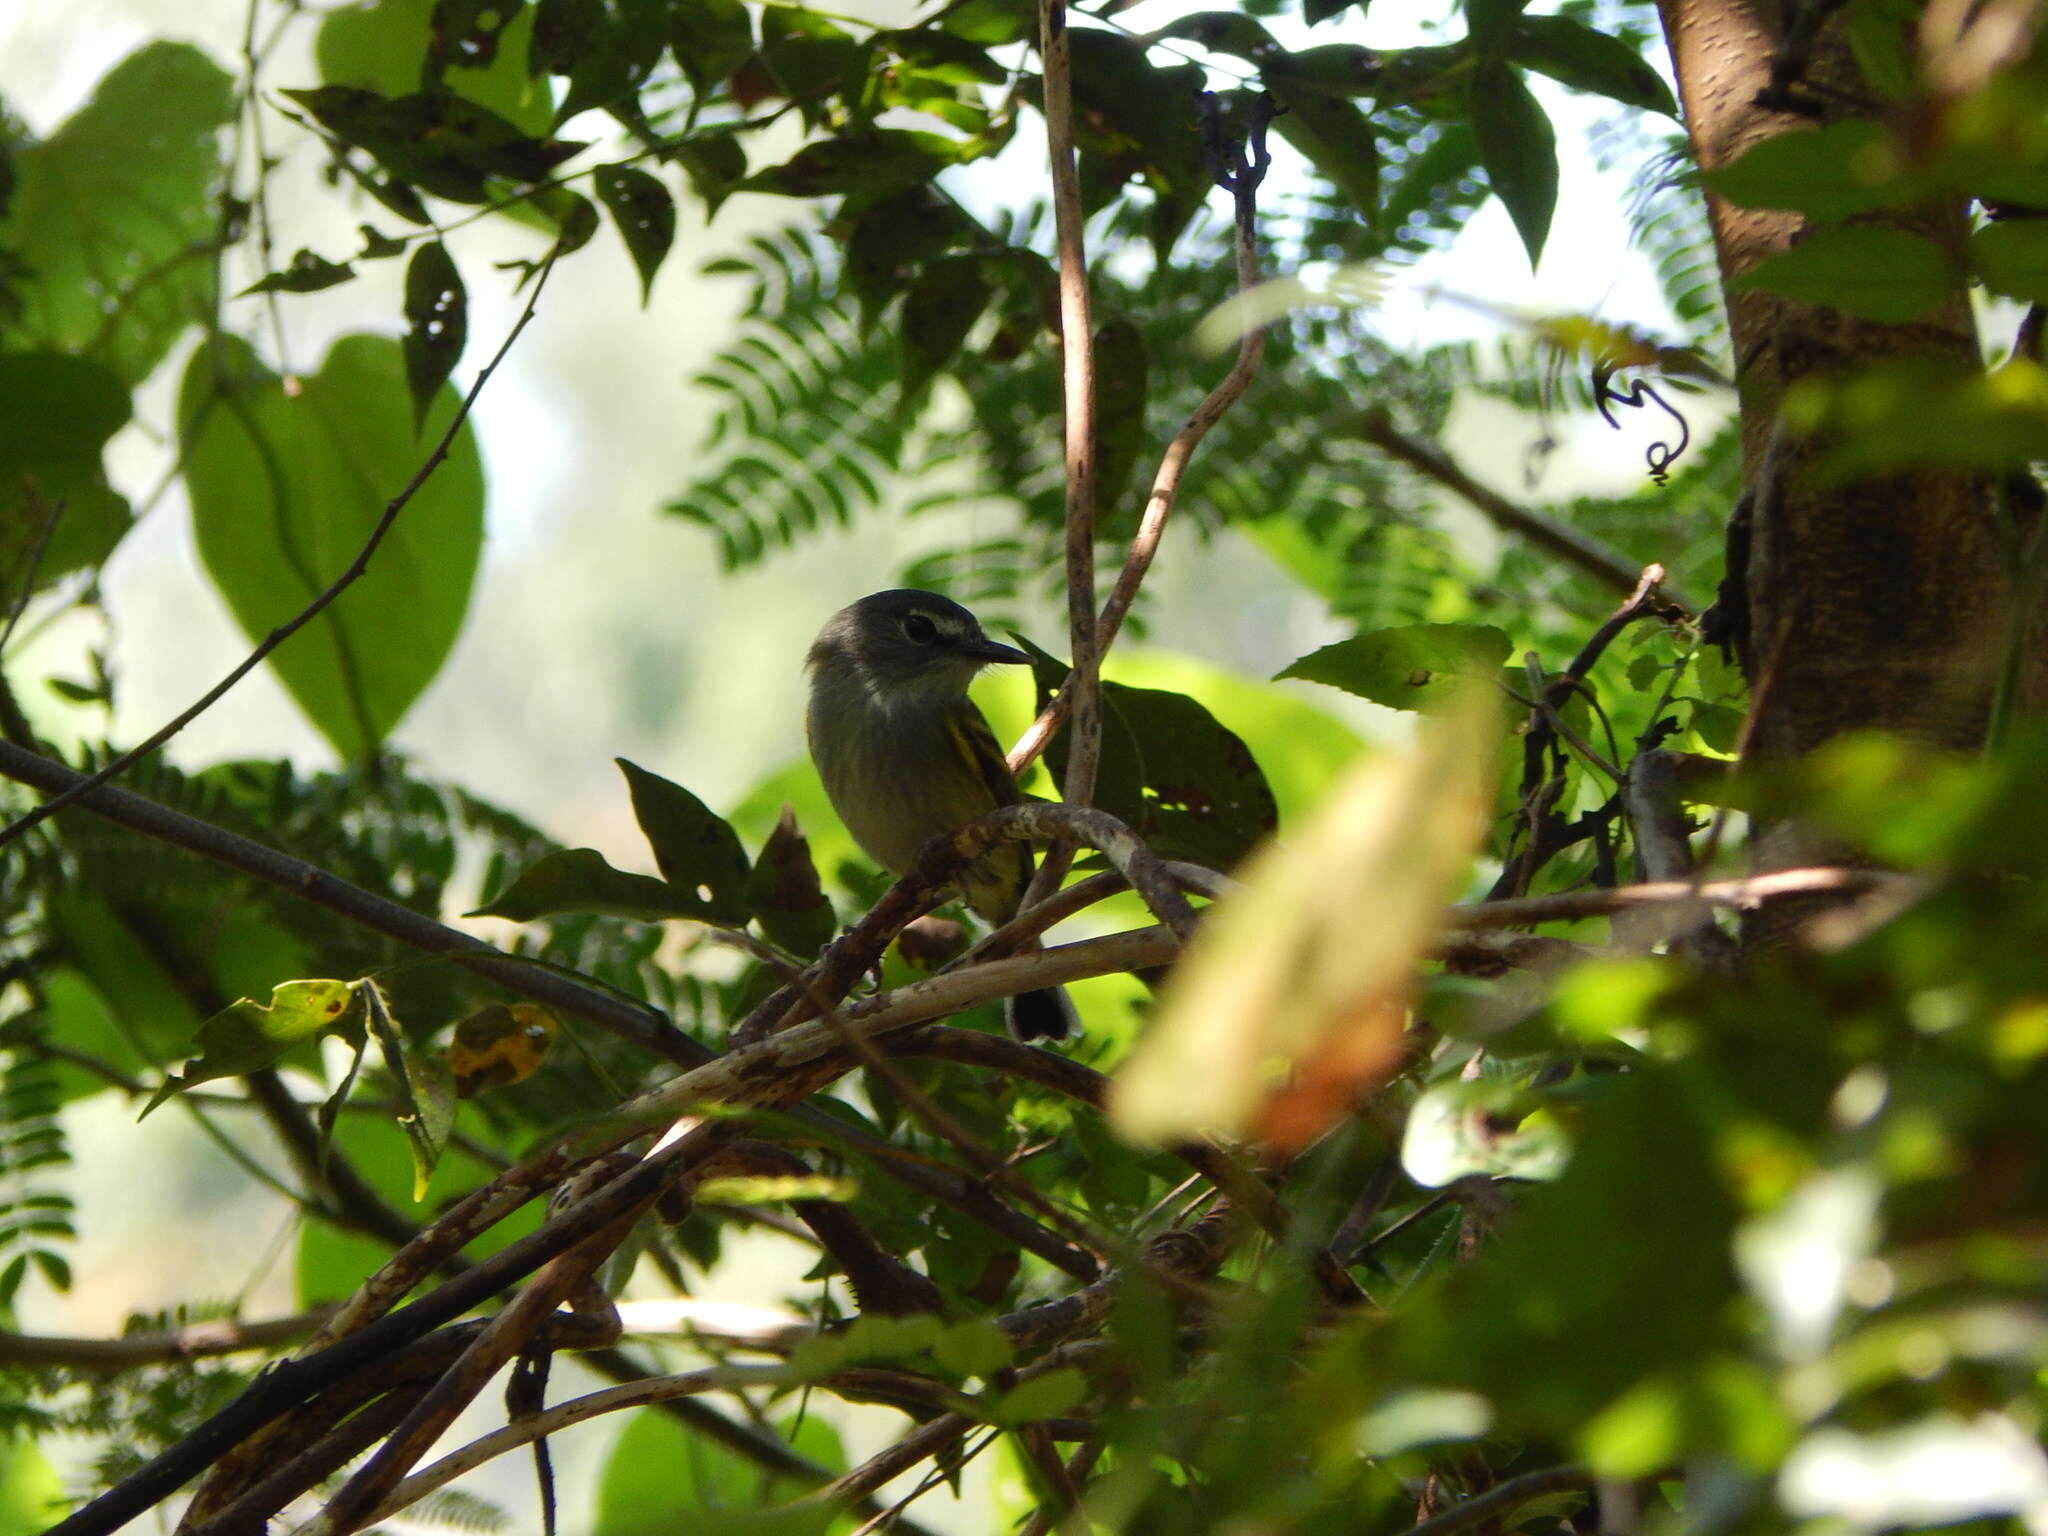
1112,700,1499,1153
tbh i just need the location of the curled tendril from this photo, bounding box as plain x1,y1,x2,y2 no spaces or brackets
1592,366,1693,486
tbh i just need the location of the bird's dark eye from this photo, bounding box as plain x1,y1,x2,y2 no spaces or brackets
902,613,939,644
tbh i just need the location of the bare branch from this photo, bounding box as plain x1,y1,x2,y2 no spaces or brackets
0,1309,336,1371
1356,407,1691,608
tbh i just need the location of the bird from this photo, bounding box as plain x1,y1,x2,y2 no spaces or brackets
805,589,1077,1042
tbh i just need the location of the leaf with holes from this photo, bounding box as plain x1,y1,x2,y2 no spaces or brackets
284,85,583,204
1278,623,1513,713
239,249,358,295
618,759,752,923
178,333,484,759
403,242,467,430
142,981,363,1117
595,163,676,303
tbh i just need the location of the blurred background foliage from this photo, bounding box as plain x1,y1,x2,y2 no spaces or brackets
1,0,2047,1530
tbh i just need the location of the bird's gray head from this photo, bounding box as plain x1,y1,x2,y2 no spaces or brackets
807,589,1030,704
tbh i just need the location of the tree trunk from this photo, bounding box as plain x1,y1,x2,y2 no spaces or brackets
1656,0,2039,891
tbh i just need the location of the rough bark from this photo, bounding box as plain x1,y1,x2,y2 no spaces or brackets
1657,0,2041,896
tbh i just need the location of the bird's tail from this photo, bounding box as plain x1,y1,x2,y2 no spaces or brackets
1005,985,1078,1042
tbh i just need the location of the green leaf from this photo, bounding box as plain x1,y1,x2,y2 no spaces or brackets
1707,118,1907,219
2,42,235,384
757,7,867,112
177,333,485,760
470,846,709,921
402,241,468,429
142,981,363,1117
669,0,754,96
1067,29,1207,200
1278,623,1513,713
673,132,747,213
845,185,973,325
593,1408,838,1536
317,0,554,136
1092,318,1150,530
1271,90,1382,218
788,1314,948,1377
1399,1071,1737,1433
532,0,672,122
1732,224,1954,323
992,1367,1088,1425
0,352,134,597
362,982,454,1199
284,85,584,204
239,249,359,295
742,129,961,207
1467,0,1531,53
900,255,993,405
1026,642,1280,870
1509,15,1676,116
1971,220,2048,304
1844,0,1920,100
595,163,676,303
743,807,836,957
617,758,752,923
1469,61,1556,268
931,1318,1013,1378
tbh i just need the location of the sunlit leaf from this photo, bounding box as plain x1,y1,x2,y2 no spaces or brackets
178,333,484,759
3,42,235,384
1279,623,1512,713
142,981,362,1117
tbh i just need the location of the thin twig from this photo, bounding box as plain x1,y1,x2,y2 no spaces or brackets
1009,99,1274,776
1356,407,1690,608
0,258,557,851
1449,866,1910,928
1030,0,1103,910
0,493,66,660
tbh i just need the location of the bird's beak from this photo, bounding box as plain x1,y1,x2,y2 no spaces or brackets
964,636,1032,666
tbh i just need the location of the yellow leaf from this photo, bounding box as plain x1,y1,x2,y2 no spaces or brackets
1111,699,1498,1151
450,1003,556,1097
